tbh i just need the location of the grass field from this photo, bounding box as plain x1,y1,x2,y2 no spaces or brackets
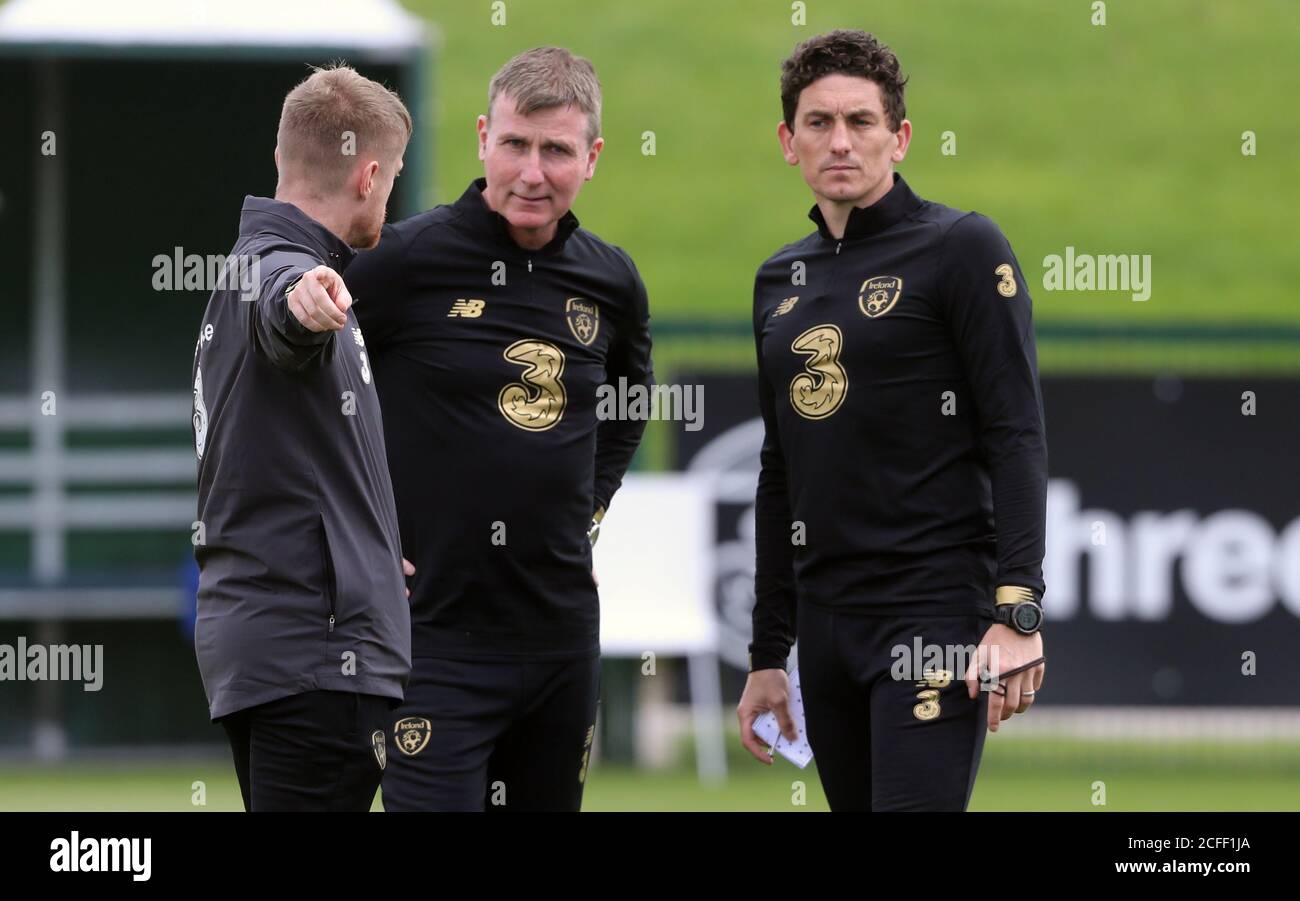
3,736,1297,812
402,0,1300,339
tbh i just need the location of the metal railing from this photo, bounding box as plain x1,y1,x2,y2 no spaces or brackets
0,392,193,620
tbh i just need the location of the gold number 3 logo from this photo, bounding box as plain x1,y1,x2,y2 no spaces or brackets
913,688,941,721
499,339,567,431
995,263,1017,298
789,324,848,420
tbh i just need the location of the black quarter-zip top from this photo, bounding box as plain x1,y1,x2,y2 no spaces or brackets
345,179,654,661
749,173,1048,671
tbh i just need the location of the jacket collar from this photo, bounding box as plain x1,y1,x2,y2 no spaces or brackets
453,177,581,256
808,172,923,242
238,196,357,270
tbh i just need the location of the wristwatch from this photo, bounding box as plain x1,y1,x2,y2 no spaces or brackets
993,585,1044,635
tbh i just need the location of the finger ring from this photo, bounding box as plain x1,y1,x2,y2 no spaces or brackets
1022,690,1036,697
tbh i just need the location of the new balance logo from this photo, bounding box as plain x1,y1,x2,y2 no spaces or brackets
774,296,800,316
448,299,485,318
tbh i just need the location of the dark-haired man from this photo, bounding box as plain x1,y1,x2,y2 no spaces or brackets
737,29,1048,811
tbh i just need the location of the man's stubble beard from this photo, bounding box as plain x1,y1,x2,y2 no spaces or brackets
353,228,381,250
349,208,385,250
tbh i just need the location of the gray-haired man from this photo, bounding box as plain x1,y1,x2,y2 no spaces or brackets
346,47,653,811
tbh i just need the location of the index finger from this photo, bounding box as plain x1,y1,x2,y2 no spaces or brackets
331,277,353,316
774,700,798,743
965,650,982,699
303,277,346,329
967,642,992,699
312,266,352,312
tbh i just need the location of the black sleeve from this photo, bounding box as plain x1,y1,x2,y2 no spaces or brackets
247,250,335,372
345,222,410,357
749,273,798,671
939,213,1049,604
592,251,654,516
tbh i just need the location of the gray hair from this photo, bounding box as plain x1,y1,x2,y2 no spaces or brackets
487,47,602,146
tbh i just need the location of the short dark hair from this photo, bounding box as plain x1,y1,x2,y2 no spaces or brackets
780,30,908,132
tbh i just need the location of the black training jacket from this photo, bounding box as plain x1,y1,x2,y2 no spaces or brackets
192,196,411,720
346,178,653,661
749,174,1048,671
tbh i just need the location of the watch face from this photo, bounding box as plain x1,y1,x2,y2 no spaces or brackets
1013,604,1041,632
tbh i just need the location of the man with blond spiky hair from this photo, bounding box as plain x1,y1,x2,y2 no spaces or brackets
193,65,414,812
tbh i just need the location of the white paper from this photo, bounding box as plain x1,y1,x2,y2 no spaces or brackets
751,667,814,768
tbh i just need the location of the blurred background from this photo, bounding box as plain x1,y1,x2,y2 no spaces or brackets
0,0,1297,810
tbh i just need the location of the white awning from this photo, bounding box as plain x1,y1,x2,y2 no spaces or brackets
0,0,426,53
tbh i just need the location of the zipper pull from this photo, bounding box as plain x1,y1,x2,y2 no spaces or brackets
328,614,335,633
836,241,842,255
527,259,533,273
